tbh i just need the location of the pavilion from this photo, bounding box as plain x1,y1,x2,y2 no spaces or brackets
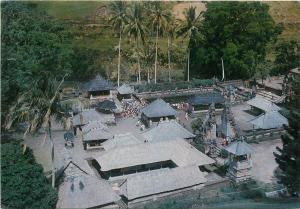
96,99,117,114
117,84,134,100
189,92,225,111
92,139,213,202
72,109,115,135
82,128,113,150
247,96,281,113
249,111,288,130
225,140,255,183
81,74,114,98
56,161,120,209
141,98,177,127
142,120,195,143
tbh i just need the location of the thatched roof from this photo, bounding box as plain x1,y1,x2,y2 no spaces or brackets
225,140,254,156
117,84,134,95
95,139,214,172
141,98,177,118
82,74,114,92
247,96,281,112
249,111,288,129
142,120,195,142
120,166,206,200
189,93,225,105
56,161,120,209
102,133,142,150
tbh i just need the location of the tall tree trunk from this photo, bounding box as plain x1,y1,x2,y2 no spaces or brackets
147,68,150,83
117,28,122,87
136,39,141,84
49,121,55,188
154,24,159,84
187,48,190,82
168,36,171,82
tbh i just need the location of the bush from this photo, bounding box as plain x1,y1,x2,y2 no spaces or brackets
219,149,229,158
1,142,58,209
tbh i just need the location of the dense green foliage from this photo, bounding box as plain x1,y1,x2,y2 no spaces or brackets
274,76,300,195
1,2,73,112
190,2,283,80
273,40,300,75
1,142,58,209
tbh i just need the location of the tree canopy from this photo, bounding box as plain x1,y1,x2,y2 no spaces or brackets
190,2,283,80
1,142,58,209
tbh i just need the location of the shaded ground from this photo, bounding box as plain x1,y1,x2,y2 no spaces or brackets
231,103,256,133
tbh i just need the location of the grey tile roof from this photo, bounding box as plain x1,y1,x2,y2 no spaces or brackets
82,74,114,92
225,140,254,156
73,109,115,126
249,111,288,129
141,98,177,118
117,84,134,95
82,121,108,134
120,166,206,200
142,120,195,142
102,133,142,150
83,128,113,142
95,139,214,172
96,100,117,111
247,96,281,112
57,161,120,209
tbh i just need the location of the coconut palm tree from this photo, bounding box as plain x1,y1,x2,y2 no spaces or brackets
5,74,67,188
109,1,128,87
177,6,202,82
148,2,171,84
125,2,148,84
166,17,176,82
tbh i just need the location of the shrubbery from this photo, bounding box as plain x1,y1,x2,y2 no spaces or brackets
1,142,58,209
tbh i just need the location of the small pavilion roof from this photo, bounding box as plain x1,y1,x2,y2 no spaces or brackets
117,84,134,95
141,98,177,118
142,120,195,142
189,93,225,105
96,100,117,111
56,161,120,209
95,139,214,172
225,140,254,156
82,74,114,92
83,128,113,142
82,121,108,134
247,96,281,112
249,111,288,129
120,166,206,200
73,109,115,126
102,133,142,150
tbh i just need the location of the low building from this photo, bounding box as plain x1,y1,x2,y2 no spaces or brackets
93,139,214,180
56,161,120,209
247,96,281,113
120,166,206,203
142,120,195,143
225,140,254,183
102,133,142,151
82,121,108,134
82,128,113,150
96,99,117,114
72,109,115,135
92,138,213,203
189,92,225,111
249,111,288,130
141,98,177,127
81,74,114,98
117,84,134,100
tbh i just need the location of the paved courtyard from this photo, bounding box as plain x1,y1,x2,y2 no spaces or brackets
251,139,282,183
